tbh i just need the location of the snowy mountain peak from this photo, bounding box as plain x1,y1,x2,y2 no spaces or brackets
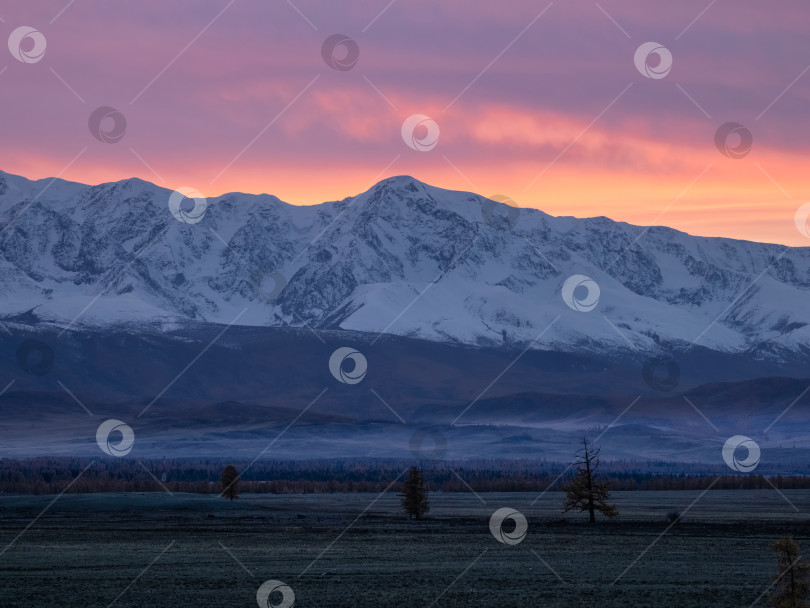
0,169,808,361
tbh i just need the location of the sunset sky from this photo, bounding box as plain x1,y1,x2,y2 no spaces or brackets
2,0,810,245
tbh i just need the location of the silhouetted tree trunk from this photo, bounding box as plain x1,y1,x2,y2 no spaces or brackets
562,438,618,523
221,465,240,500
770,537,810,607
399,466,429,519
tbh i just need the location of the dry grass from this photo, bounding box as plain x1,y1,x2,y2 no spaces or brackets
1,490,808,607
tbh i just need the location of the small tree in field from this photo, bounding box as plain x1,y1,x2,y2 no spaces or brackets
770,537,810,608
562,438,618,523
399,466,430,519
221,465,240,500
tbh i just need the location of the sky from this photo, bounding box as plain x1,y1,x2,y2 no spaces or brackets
2,0,810,245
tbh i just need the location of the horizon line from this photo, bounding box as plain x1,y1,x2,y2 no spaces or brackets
1,167,806,249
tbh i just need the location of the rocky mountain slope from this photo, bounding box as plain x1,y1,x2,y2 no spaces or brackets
1,169,809,361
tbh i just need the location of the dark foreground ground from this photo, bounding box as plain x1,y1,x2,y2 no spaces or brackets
1,490,809,607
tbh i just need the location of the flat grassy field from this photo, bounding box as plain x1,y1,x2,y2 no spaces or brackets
1,490,809,607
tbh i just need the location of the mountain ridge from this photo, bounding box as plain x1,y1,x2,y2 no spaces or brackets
4,168,799,246
2,321,809,461
0,169,808,362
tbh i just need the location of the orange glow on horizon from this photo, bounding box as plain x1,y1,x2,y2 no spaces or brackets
8,153,809,248
8,105,809,248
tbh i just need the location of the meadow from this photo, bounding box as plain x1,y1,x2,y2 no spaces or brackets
1,490,808,607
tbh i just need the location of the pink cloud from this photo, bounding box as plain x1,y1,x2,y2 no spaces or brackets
0,1,808,244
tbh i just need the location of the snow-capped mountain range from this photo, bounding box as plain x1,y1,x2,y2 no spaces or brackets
1,169,809,361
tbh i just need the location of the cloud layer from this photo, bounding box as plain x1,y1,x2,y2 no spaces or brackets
2,0,809,244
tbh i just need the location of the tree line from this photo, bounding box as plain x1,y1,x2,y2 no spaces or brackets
11,442,810,606
0,448,810,494
2,454,810,495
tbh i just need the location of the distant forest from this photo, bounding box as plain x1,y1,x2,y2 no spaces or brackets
2,457,810,494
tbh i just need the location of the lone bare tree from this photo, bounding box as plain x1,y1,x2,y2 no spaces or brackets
399,466,430,519
221,465,240,500
770,537,810,608
562,438,618,523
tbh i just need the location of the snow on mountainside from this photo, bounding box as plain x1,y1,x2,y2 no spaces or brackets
0,169,809,360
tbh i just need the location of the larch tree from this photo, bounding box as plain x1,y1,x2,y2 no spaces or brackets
770,537,810,608
399,466,430,519
221,465,240,500
562,438,618,523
